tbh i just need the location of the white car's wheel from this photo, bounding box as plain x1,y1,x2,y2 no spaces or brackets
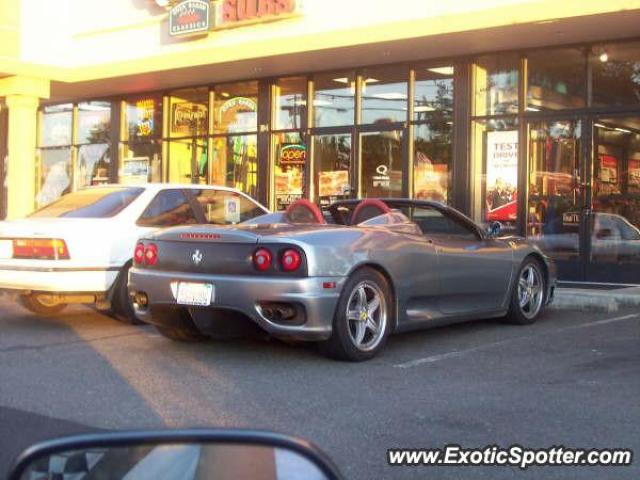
111,264,143,325
19,294,67,316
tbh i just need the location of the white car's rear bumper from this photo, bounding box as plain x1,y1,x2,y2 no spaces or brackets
0,267,119,294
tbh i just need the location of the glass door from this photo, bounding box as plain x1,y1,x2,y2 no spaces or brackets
359,130,404,198
587,117,640,283
314,132,354,206
526,119,586,280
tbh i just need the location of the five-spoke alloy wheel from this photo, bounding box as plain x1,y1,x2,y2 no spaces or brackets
506,258,546,325
321,267,392,361
345,281,387,353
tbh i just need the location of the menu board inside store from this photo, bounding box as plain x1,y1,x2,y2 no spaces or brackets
414,150,449,203
121,157,151,185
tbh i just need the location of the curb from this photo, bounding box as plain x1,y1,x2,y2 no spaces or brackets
550,287,640,312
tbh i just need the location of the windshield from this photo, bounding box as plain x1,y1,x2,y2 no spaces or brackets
29,187,144,219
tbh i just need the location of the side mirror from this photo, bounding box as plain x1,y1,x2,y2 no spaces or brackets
8,430,343,480
487,221,503,237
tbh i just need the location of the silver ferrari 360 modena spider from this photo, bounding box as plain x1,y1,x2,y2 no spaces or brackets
128,198,556,361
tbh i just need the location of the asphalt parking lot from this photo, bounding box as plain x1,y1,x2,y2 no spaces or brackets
0,296,638,480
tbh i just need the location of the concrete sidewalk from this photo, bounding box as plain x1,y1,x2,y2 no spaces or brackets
552,286,640,312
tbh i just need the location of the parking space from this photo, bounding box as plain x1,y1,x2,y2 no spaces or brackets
0,296,638,479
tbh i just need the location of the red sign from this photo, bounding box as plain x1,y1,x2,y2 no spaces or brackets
220,0,298,25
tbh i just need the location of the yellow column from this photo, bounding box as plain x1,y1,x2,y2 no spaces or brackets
0,76,50,219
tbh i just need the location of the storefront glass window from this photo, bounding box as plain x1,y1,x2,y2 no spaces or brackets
40,104,73,147
169,88,209,138
527,48,586,111
592,41,640,107
120,142,163,184
36,147,72,207
210,134,258,197
591,118,640,267
273,132,306,210
414,122,453,203
471,118,519,230
474,55,519,116
361,130,403,198
168,138,208,184
77,102,111,144
314,133,352,206
313,72,356,128
526,120,581,262
274,77,307,130
213,82,258,134
414,66,454,121
78,144,111,189
360,66,408,125
125,96,163,141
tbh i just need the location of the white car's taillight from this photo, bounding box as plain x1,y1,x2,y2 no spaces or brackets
12,239,70,260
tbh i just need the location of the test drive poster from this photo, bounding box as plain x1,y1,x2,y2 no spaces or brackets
486,130,518,222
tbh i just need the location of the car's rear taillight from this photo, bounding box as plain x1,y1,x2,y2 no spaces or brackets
253,248,272,271
12,239,70,260
280,248,302,272
144,243,158,266
134,242,146,265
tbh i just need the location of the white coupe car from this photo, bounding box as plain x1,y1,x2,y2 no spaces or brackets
0,184,268,321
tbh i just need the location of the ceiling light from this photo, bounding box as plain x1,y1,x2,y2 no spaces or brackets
594,123,607,129
427,66,454,76
599,51,608,63
526,106,541,112
614,127,632,133
364,78,379,84
414,106,436,112
78,103,110,112
372,93,407,100
332,77,349,84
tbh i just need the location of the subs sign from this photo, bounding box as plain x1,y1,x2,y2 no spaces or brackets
169,0,211,37
215,0,300,28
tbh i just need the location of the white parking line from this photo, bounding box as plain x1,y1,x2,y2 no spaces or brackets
393,313,640,369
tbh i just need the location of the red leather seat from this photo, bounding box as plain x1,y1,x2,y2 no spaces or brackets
351,199,391,224
285,199,326,224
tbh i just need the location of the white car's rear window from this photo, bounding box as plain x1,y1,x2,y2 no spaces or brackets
30,187,145,218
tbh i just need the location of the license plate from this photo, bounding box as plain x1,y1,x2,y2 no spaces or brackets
0,240,12,259
176,282,214,306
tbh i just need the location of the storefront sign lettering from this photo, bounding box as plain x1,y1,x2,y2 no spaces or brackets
166,0,301,37
215,0,300,28
169,0,211,37
172,103,208,135
279,144,306,166
220,96,257,114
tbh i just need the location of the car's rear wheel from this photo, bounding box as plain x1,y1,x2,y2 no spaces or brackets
505,257,546,325
19,294,67,316
320,268,392,361
110,264,143,325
